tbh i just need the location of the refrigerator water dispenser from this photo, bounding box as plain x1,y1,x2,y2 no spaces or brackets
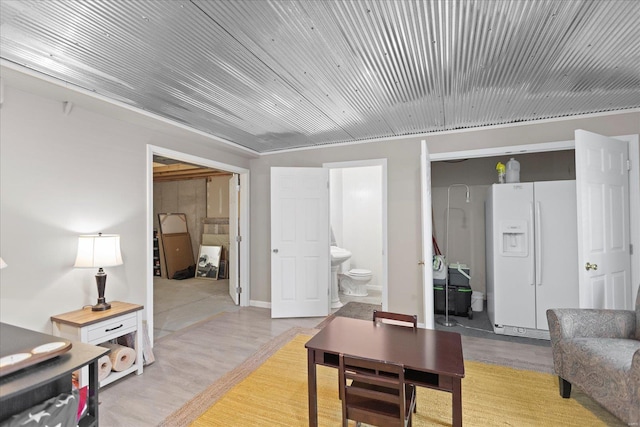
499,220,528,257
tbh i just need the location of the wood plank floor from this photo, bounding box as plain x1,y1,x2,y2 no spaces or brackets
98,279,554,426
153,277,240,340
99,307,322,426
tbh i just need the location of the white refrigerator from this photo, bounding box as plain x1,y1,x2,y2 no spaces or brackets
485,181,579,339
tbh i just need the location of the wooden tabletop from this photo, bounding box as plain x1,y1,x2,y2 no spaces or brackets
50,301,143,327
305,316,465,378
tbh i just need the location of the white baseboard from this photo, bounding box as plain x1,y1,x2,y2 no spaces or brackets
250,300,271,309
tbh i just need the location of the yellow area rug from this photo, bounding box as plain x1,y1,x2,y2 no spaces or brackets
163,331,623,426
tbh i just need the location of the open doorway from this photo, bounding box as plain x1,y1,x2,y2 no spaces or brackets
152,156,236,339
146,145,250,344
425,134,640,327
324,159,388,310
431,149,577,301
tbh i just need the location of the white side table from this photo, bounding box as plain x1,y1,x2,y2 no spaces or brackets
51,301,144,388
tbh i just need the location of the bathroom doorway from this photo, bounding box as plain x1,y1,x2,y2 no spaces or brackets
324,159,387,309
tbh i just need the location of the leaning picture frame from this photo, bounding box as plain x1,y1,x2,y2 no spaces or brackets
195,245,222,280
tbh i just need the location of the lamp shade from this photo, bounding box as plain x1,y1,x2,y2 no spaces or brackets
0,258,6,269
74,234,123,268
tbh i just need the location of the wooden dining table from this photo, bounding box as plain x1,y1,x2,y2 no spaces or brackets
305,316,465,426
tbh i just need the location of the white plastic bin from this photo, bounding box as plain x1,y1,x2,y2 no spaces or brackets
505,158,520,183
471,291,484,312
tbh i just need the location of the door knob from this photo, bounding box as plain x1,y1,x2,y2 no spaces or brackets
585,262,598,271
272,249,279,253
418,260,425,266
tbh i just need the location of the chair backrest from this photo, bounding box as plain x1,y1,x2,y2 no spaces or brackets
339,353,410,427
373,310,418,329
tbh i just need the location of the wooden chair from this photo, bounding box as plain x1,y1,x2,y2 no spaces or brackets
339,353,416,427
373,310,418,329
371,310,419,414
339,311,419,405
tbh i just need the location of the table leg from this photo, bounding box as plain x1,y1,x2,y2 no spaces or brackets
452,377,462,427
88,359,99,422
307,349,318,427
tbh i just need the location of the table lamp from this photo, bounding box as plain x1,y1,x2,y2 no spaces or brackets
74,233,123,311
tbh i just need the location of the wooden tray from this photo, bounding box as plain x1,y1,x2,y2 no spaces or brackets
0,340,72,377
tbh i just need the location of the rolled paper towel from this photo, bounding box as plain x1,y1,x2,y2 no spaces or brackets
98,355,112,381
102,343,136,372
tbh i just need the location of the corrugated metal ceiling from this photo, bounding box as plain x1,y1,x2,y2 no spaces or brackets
1,0,639,153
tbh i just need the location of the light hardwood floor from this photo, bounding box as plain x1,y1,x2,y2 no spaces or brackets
98,279,553,426
153,277,241,340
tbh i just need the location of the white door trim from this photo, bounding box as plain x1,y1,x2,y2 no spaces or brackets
430,140,575,161
420,141,434,329
427,135,639,323
614,134,640,303
146,145,251,344
228,174,240,304
323,159,388,311
629,135,640,302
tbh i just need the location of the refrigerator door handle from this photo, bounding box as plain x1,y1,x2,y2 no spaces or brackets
529,202,535,286
535,201,542,286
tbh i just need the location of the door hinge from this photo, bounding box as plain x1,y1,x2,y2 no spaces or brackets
236,235,242,242
627,159,631,171
631,244,634,255
236,286,242,294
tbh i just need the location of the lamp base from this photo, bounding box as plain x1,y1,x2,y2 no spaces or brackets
437,317,458,327
93,268,111,311
92,301,111,311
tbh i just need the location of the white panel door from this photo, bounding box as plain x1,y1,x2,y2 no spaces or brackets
575,130,632,309
420,140,434,329
271,167,330,318
228,174,239,305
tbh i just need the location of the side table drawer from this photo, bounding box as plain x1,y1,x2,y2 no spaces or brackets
87,313,137,344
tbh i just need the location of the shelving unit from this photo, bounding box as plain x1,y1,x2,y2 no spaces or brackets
0,323,108,427
51,301,144,388
153,228,162,277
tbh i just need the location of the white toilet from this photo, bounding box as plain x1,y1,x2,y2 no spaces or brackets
339,259,373,296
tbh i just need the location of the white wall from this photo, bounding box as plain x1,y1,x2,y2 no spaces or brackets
330,166,382,288
250,138,421,316
250,111,640,323
2,66,638,328
329,169,343,246
0,70,253,333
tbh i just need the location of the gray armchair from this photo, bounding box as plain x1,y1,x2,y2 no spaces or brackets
546,288,640,426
